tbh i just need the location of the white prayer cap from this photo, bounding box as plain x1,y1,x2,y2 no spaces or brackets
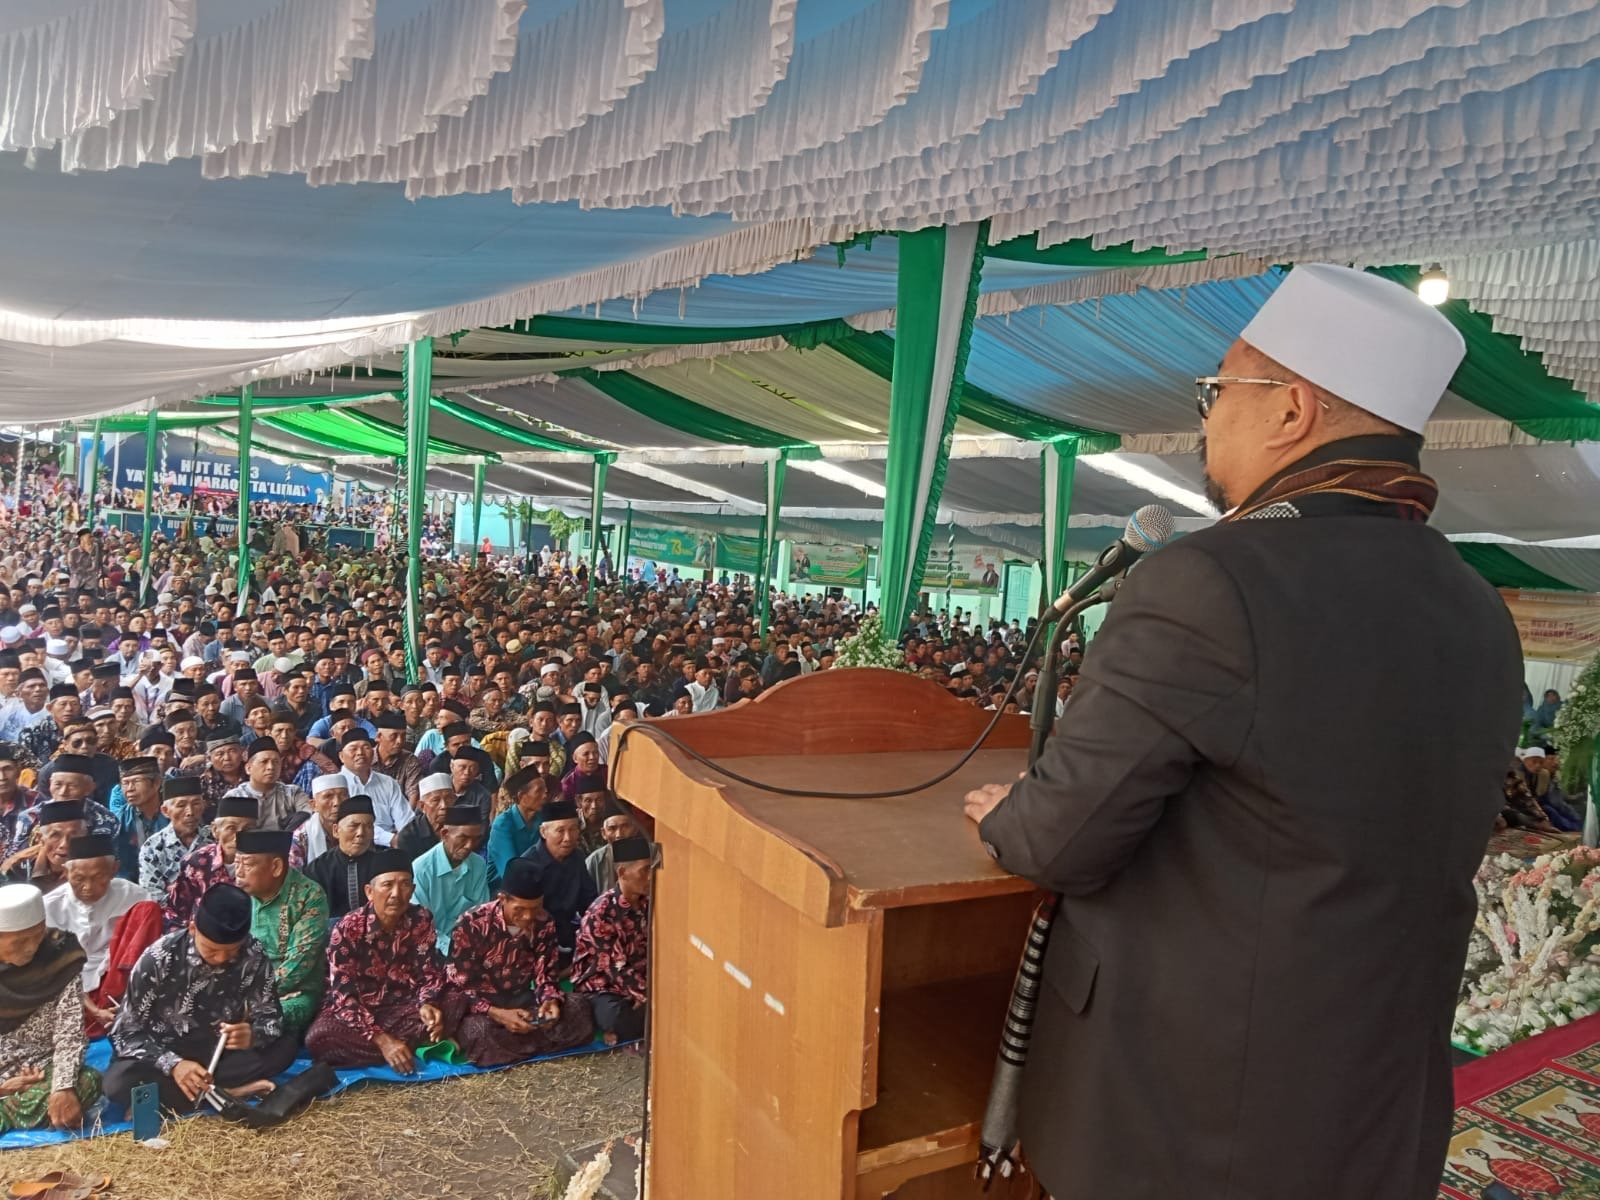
540,663,561,676
1517,746,1546,760
273,657,295,674
310,774,348,797
228,650,251,663
44,638,68,657
180,655,205,671
0,884,44,933
420,773,454,796
1238,264,1464,434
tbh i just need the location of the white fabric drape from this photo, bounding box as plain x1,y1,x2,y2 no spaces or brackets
0,0,193,152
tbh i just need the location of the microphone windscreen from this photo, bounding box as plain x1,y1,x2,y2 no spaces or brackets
1125,505,1175,553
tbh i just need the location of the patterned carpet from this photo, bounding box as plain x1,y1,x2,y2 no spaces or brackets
1442,1012,1600,1197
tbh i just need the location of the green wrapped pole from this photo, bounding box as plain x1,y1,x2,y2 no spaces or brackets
235,387,253,617
877,222,987,636
403,340,433,684
618,503,633,582
470,460,486,564
138,408,159,604
1041,437,1080,602
85,419,103,529
587,453,613,603
757,450,789,633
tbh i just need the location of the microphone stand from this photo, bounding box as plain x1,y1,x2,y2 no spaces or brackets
976,589,1107,1189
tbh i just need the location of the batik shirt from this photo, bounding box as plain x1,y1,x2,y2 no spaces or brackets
161,842,233,928
137,825,214,901
114,803,168,882
9,798,119,861
0,959,84,1089
110,929,282,1074
249,869,329,1010
446,900,562,1012
0,788,40,858
572,889,649,1004
323,904,447,1038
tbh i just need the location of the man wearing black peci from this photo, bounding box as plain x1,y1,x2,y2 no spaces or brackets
964,265,1523,1200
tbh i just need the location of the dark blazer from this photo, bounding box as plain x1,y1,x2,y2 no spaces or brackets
981,511,1522,1200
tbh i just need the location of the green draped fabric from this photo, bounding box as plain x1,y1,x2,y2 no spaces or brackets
470,460,486,564
588,453,613,603
568,368,816,450
261,409,495,460
986,233,1209,268
879,223,988,636
829,331,1120,450
139,409,158,604
430,396,593,454
501,313,857,350
1369,266,1600,441
1454,543,1581,591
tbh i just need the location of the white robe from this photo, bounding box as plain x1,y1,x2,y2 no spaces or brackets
43,876,147,991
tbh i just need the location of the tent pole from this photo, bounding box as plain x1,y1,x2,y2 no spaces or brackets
877,223,987,636
11,426,26,514
618,503,633,584
86,419,103,530
471,460,486,565
757,450,788,634
139,409,158,604
587,453,613,603
403,338,433,684
235,388,254,618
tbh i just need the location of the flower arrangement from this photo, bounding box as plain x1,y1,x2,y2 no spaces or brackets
1554,650,1600,793
1455,845,1600,1053
832,613,911,672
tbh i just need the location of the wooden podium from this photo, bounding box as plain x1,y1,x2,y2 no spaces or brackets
611,670,1042,1199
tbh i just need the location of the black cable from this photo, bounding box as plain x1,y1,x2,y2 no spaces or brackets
611,597,1092,801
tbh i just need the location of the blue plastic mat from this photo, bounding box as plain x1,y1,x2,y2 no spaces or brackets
0,1035,625,1148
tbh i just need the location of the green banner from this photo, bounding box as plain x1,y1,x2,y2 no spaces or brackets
717,533,766,574
920,545,1004,593
791,541,869,589
627,526,718,569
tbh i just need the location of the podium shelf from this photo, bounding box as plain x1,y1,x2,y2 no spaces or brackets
719,750,1033,911
857,970,1016,1171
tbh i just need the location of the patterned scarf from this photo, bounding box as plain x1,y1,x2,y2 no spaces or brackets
1224,435,1438,524
0,930,86,1034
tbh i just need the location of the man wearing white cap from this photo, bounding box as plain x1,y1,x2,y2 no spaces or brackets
0,883,99,1131
965,265,1523,1200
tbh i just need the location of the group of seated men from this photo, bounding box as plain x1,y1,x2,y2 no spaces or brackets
0,729,653,1129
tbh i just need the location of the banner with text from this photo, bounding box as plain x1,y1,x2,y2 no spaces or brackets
627,527,718,570
1501,589,1600,663
108,434,332,505
716,533,769,575
920,545,1004,593
789,541,869,589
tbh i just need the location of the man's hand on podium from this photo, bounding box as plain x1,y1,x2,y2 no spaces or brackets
963,782,1013,825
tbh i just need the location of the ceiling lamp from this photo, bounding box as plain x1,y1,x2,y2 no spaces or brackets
1417,265,1450,306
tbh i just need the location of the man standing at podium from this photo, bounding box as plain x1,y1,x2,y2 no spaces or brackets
965,266,1522,1200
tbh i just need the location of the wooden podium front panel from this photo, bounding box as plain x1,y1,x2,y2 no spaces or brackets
646,827,880,1199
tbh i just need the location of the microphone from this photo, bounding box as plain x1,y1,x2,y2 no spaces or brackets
1042,504,1175,620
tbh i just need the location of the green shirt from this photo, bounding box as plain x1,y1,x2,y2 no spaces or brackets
250,868,330,1006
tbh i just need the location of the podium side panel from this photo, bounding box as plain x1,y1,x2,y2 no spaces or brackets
647,828,879,1200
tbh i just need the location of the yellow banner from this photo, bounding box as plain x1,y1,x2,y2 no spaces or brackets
1501,589,1600,662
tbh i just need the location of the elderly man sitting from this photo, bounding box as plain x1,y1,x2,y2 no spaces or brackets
394,773,453,859
232,829,328,1037
303,796,384,920
163,795,257,929
0,883,99,1131
448,859,595,1067
137,778,213,901
573,837,653,1045
411,806,489,954
289,774,345,870
223,738,309,831
519,800,596,954
104,884,294,1112
304,849,466,1073
43,835,162,1035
